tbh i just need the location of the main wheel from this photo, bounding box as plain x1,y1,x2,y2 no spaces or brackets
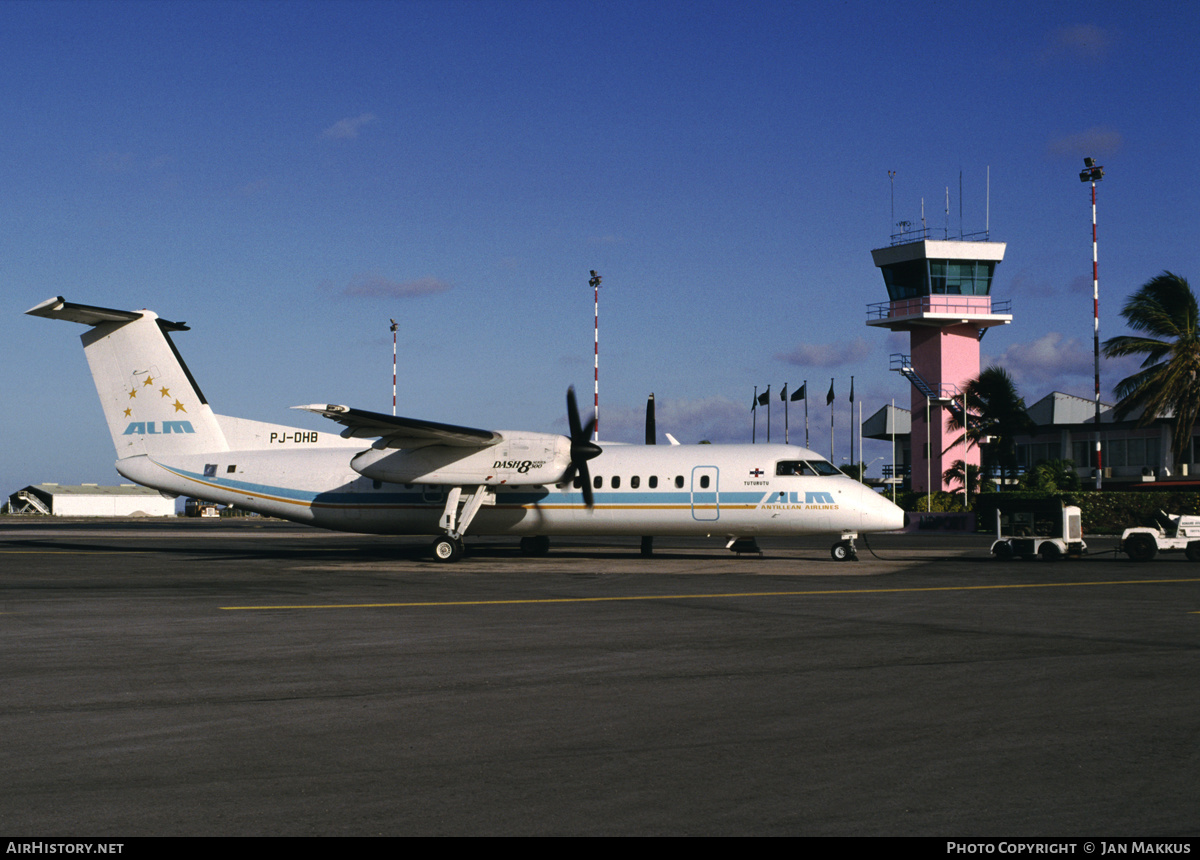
1124,533,1157,562
432,536,464,563
830,541,855,561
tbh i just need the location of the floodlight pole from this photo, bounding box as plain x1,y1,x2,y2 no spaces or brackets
589,270,602,442
390,318,398,416
1080,158,1105,490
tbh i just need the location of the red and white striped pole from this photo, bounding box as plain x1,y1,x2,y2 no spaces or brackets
589,270,602,441
1080,158,1104,490
390,318,398,416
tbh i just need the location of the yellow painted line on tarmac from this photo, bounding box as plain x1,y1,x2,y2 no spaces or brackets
221,577,1200,611
0,549,131,554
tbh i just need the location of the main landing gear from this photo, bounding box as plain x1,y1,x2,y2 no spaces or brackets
830,533,859,562
430,485,494,563
432,535,465,563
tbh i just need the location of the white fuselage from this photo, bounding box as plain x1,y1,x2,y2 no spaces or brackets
116,441,905,538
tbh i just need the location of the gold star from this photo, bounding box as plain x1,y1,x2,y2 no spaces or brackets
128,388,137,399
142,375,155,387
159,386,170,398
172,399,187,413
123,407,132,417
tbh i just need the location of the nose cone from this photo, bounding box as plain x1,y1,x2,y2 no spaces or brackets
858,484,906,532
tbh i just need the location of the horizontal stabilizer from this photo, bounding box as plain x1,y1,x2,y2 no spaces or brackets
293,404,502,449
26,296,188,330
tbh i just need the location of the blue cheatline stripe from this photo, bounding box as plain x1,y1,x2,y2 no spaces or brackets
156,461,779,511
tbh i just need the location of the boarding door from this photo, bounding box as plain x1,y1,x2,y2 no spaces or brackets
690,466,720,521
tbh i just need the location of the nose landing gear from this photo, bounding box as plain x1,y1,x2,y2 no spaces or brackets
830,534,859,562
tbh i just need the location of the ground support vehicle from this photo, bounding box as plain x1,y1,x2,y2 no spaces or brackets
1118,512,1200,562
989,501,1086,562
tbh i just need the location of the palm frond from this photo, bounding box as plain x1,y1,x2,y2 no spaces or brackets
1104,272,1200,466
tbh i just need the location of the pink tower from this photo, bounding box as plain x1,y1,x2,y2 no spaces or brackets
867,238,1011,492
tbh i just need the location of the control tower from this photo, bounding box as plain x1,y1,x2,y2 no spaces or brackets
866,237,1011,492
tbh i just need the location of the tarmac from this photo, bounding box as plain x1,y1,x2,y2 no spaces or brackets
1,518,1197,836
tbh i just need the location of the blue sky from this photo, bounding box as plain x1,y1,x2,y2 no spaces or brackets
4,0,1198,490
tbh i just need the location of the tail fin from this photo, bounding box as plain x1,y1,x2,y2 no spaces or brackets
27,297,229,458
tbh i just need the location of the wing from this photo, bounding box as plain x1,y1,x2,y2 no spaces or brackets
293,404,502,450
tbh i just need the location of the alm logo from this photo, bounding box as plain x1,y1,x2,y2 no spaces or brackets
123,421,195,435
779,491,836,504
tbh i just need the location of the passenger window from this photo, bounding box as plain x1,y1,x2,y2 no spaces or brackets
649,476,658,489
700,475,710,489
573,476,581,489
630,476,640,489
594,475,603,489
612,475,621,489
675,476,684,489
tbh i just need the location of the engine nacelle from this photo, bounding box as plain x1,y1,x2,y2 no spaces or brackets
350,432,572,486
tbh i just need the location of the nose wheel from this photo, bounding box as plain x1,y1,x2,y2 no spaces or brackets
830,538,858,562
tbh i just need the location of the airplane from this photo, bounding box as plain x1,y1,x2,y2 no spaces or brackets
26,296,906,562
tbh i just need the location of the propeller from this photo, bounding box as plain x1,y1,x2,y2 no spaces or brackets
642,393,656,557
564,386,601,508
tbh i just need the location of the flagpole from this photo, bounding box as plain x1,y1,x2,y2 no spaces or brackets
804,380,809,449
752,385,758,443
766,384,771,443
782,384,789,445
849,375,854,469
890,397,896,502
828,378,835,461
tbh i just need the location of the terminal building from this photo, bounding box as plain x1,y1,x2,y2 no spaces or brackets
864,392,1199,489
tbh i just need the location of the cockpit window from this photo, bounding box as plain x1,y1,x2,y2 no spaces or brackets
775,459,842,477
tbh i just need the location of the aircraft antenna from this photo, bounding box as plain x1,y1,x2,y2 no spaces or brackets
390,318,398,416
588,270,602,441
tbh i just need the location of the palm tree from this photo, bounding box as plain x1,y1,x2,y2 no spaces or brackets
1021,458,1081,492
944,366,1034,489
942,459,981,497
1103,272,1200,471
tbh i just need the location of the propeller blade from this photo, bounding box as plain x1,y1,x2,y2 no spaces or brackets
565,386,601,510
567,386,584,441
578,461,594,509
645,393,656,445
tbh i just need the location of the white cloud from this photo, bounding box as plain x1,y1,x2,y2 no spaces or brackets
340,275,452,299
775,336,872,367
322,113,377,140
1047,24,1114,64
1046,126,1122,159
987,331,1142,399
591,395,751,445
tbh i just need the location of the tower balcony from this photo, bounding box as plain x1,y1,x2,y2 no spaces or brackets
866,295,1012,329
